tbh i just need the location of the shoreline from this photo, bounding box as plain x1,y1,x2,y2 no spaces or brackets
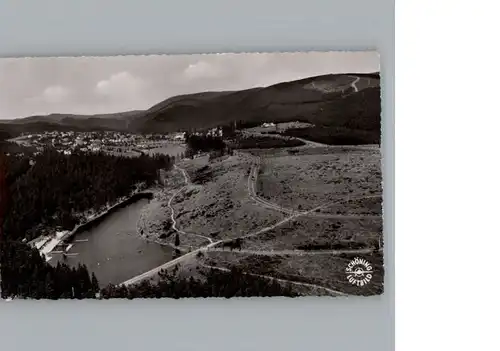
136,170,195,250
30,190,154,260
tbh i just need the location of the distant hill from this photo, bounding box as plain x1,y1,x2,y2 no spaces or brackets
0,73,381,143
0,110,143,136
135,73,380,134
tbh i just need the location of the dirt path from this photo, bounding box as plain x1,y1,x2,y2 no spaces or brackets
121,241,221,286
120,197,327,286
294,136,330,148
246,154,381,220
201,264,346,297
207,247,378,256
121,155,381,288
247,158,295,215
350,75,361,92
168,165,214,244
176,164,189,184
241,203,326,240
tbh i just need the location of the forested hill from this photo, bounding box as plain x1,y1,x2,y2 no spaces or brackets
0,73,381,144
0,111,143,137
2,149,174,242
134,73,381,137
0,148,174,299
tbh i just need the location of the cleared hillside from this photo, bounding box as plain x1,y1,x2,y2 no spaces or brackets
137,73,380,135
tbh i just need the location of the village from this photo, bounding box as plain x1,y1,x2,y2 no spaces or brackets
8,130,187,155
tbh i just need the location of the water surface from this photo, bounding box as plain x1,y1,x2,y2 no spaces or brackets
51,198,173,287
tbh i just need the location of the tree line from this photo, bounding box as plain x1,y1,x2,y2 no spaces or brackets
0,147,174,299
184,133,234,160
0,142,301,299
282,87,381,145
232,134,305,149
101,265,298,299
185,133,225,154
1,241,99,299
3,149,174,242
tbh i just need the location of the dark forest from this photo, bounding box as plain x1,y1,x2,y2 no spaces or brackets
0,147,173,299
0,145,297,299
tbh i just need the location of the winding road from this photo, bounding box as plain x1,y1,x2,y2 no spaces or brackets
246,153,381,220
121,148,381,290
121,185,330,286
121,241,221,286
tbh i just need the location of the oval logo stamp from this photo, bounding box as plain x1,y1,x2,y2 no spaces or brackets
346,257,373,286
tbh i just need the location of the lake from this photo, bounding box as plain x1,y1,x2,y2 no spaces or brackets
50,198,173,287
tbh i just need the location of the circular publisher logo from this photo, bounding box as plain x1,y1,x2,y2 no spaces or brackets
346,257,373,286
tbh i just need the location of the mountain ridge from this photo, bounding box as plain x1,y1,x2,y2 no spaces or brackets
0,72,381,144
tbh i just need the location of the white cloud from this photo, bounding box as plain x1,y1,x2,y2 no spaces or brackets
183,61,221,80
95,71,145,99
42,85,70,104
1,52,380,118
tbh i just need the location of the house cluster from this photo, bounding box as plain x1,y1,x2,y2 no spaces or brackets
261,122,276,128
169,131,185,141
191,127,223,138
17,130,186,155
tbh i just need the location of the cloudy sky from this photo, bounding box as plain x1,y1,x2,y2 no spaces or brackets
0,51,379,119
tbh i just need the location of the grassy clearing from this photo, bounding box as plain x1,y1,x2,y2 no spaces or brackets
144,144,186,157
134,145,384,296
302,75,354,93
321,196,382,216
103,146,142,158
200,250,384,296
241,216,382,251
172,154,286,241
271,251,384,296
178,154,211,173
256,147,382,212
137,167,207,249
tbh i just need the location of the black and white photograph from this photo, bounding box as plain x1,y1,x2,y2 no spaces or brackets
0,52,383,299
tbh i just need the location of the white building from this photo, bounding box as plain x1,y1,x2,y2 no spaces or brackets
174,132,185,141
